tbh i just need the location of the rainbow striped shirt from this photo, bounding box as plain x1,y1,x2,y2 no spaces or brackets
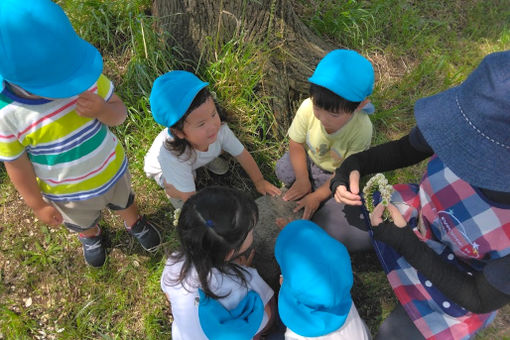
0,75,127,201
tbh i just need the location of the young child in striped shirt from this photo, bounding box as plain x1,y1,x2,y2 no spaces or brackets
0,0,161,267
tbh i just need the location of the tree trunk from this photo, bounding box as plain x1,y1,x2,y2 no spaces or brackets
152,0,334,133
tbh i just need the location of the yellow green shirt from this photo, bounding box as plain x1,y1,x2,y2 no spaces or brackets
288,98,372,172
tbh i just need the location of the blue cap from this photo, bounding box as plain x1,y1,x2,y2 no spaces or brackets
308,49,374,102
275,220,353,337
198,289,264,340
0,0,103,98
150,71,209,128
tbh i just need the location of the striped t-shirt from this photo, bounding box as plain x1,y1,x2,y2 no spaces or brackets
0,75,127,202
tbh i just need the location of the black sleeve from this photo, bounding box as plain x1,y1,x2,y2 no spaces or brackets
372,222,510,313
330,130,433,193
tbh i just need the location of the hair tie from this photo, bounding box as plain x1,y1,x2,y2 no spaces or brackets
195,209,214,229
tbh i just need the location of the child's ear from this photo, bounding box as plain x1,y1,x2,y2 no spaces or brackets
355,98,370,112
170,127,185,139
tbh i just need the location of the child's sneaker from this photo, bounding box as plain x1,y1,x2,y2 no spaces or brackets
126,216,162,252
205,157,229,175
78,233,106,267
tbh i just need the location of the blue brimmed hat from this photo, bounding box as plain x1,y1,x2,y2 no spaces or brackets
415,50,510,192
275,220,353,337
308,49,374,102
150,71,209,128
198,289,264,340
0,0,103,98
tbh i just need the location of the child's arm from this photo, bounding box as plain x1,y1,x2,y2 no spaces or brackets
76,92,127,127
4,153,63,226
163,180,196,202
294,177,332,220
235,149,281,196
282,139,311,201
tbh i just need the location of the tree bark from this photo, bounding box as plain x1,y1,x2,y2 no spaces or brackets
152,0,334,134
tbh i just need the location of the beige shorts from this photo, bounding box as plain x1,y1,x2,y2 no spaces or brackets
49,171,134,232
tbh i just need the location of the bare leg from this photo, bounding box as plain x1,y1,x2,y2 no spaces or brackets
115,201,139,227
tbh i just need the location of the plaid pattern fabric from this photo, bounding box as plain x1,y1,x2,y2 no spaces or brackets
371,155,509,340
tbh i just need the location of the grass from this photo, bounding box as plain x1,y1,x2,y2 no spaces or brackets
1,0,510,339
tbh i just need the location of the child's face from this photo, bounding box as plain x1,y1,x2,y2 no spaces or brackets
226,230,254,262
237,230,254,255
312,104,353,134
174,97,221,152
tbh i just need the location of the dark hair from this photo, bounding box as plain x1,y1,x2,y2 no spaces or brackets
309,83,361,114
164,88,225,161
168,186,258,299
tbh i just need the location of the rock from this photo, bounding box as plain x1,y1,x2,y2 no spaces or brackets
252,193,301,292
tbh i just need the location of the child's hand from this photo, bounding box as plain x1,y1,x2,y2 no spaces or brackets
76,91,106,119
294,192,321,220
283,178,311,201
275,217,294,229
236,248,255,267
33,203,63,226
255,179,281,196
369,202,406,227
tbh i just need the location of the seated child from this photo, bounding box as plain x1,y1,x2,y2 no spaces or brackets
275,220,371,340
161,186,275,340
275,49,374,251
0,0,160,267
144,71,280,208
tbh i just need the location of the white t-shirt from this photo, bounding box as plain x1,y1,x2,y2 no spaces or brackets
161,257,274,340
284,303,371,340
144,123,245,192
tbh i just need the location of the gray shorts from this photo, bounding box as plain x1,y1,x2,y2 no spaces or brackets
48,171,134,232
275,151,332,190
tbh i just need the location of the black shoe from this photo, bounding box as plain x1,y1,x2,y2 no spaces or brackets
78,233,106,267
126,216,161,252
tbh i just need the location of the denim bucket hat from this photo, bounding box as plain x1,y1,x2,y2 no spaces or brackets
275,220,353,337
0,0,103,98
150,71,209,128
415,50,510,192
198,289,264,340
308,49,374,102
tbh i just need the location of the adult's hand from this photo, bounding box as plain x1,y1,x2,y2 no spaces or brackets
333,170,363,205
369,202,407,227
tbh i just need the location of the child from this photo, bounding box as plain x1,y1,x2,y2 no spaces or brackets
0,0,161,267
275,49,375,251
275,219,371,340
332,50,510,339
161,186,275,340
144,71,280,208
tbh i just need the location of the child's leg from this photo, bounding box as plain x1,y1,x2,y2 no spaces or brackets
205,156,229,175
106,171,161,251
275,151,296,187
51,200,106,267
308,161,333,190
117,204,162,252
114,199,139,227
